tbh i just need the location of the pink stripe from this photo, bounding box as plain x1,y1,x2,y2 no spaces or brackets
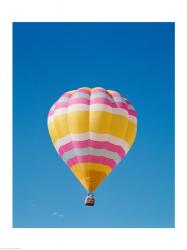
69,98,90,105
76,88,91,95
59,140,125,158
48,98,136,117
109,92,123,97
67,155,116,169
48,103,58,117
55,102,68,108
91,88,109,94
48,107,136,118
54,98,89,109
90,98,127,109
126,100,132,105
54,98,128,109
128,109,137,116
48,110,54,116
62,92,73,97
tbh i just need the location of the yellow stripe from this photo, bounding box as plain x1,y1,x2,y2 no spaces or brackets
71,162,112,175
125,120,137,146
48,110,137,147
71,163,111,192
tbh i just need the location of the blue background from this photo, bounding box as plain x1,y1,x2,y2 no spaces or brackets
13,22,175,228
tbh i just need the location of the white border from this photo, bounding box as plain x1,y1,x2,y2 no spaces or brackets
0,18,12,229
0,0,185,249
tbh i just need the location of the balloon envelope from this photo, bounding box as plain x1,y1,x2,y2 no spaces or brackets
48,87,137,192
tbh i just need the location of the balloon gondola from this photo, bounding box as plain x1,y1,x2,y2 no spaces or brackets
85,193,95,206
47,87,137,206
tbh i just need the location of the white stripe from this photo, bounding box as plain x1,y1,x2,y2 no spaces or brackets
54,132,130,153
48,116,54,123
49,104,56,112
62,148,121,164
54,108,67,115
91,92,115,102
48,103,130,118
71,92,90,99
57,96,71,102
57,92,126,104
90,104,112,113
68,104,88,112
129,115,137,123
128,104,135,110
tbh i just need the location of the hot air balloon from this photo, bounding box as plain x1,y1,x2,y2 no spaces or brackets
47,87,137,206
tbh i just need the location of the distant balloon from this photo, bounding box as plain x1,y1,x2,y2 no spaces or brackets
47,87,137,206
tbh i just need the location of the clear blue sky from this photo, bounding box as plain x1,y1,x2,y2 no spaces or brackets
13,22,175,228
